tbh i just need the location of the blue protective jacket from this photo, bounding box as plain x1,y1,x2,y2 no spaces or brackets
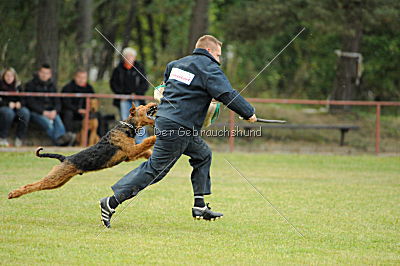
156,48,255,131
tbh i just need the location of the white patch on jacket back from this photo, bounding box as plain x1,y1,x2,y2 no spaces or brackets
169,68,195,85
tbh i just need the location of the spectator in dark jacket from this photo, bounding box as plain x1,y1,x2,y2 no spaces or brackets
61,70,94,132
25,64,75,146
0,67,30,147
110,47,149,143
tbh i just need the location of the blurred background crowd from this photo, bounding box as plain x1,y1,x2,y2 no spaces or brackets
0,0,399,151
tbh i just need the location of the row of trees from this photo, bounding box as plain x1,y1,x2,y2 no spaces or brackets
1,0,399,102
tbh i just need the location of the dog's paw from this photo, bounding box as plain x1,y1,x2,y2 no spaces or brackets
145,136,157,145
144,149,152,159
8,190,21,199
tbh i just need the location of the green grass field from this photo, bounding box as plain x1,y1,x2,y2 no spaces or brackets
1,151,399,264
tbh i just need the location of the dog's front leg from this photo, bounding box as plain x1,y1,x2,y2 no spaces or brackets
135,149,152,160
124,136,156,161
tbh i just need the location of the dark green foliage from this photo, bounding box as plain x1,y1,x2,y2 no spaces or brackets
0,0,36,78
220,0,400,101
0,0,399,102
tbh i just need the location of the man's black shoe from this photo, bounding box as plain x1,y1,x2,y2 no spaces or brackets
192,203,223,221
99,197,115,228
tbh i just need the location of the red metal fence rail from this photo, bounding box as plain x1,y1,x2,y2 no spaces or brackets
0,92,153,147
229,98,400,154
1,91,399,154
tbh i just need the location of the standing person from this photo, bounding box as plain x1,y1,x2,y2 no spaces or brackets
0,68,30,147
110,47,149,143
61,69,94,132
99,35,257,228
25,64,75,146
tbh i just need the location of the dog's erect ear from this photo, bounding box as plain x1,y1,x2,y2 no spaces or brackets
129,102,136,114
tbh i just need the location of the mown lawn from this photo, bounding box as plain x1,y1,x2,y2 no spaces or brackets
1,151,399,264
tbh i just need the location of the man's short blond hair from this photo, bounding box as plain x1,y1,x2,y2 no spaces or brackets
195,35,222,50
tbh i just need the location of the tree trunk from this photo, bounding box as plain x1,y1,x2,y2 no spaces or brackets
97,27,117,80
36,0,59,84
160,15,169,50
187,0,209,54
331,0,363,111
144,0,157,64
135,16,146,68
97,1,118,80
122,0,137,48
76,0,93,71
146,14,157,63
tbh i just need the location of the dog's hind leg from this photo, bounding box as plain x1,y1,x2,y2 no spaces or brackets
8,162,81,199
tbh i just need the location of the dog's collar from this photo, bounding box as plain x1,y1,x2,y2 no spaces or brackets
119,121,135,129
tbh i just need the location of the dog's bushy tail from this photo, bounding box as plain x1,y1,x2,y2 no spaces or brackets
36,147,66,162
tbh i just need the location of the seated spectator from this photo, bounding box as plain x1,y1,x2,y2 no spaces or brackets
110,47,149,144
0,68,30,147
61,69,94,132
25,64,75,146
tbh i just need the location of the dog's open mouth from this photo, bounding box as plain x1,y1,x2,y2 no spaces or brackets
146,105,158,120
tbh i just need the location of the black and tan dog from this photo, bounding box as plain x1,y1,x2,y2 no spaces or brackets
8,102,158,199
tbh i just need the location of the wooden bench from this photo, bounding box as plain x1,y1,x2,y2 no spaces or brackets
211,123,360,146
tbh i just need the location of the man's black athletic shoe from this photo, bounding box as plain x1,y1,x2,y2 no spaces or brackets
192,203,223,221
99,197,115,228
